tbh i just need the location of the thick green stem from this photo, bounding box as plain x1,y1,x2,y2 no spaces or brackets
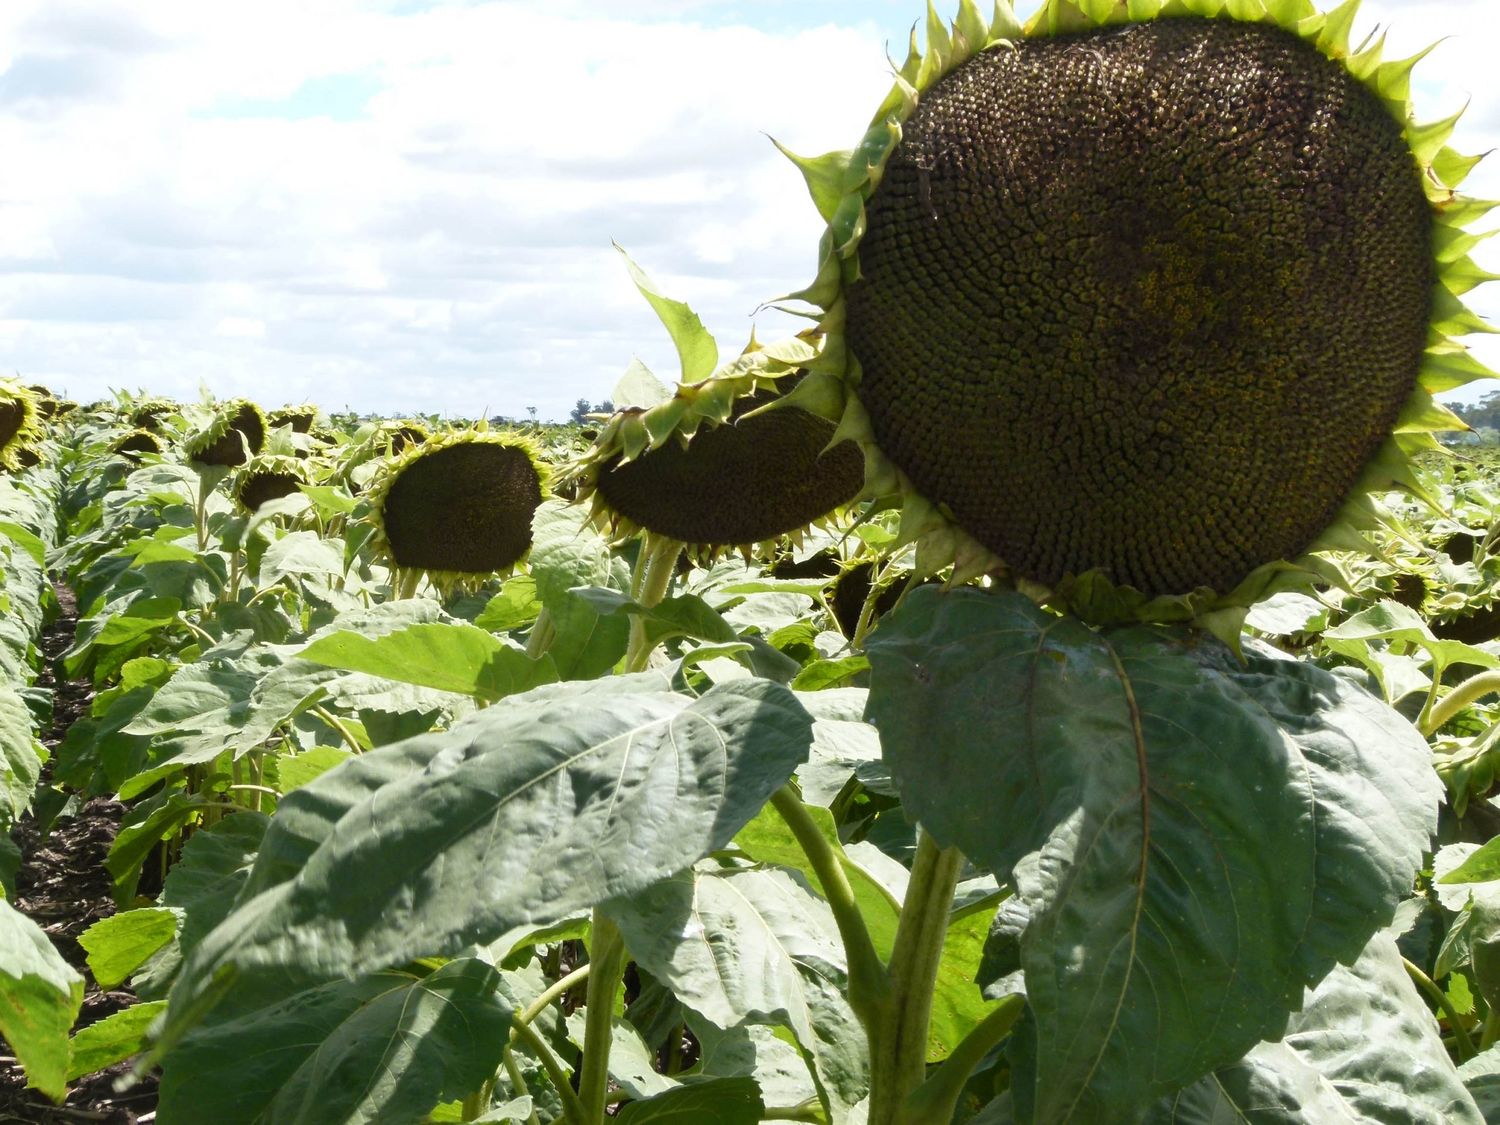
1402,956,1477,1061
868,830,965,1125
394,569,423,601
578,908,628,1123
769,787,890,1027
1423,670,1500,736
1484,1006,1500,1052
899,994,1025,1125
623,538,683,673
525,606,556,660
850,557,907,652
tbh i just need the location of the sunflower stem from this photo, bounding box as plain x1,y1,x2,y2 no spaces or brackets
1422,670,1500,736
868,829,964,1125
769,787,890,1028
623,537,683,673
578,908,628,1124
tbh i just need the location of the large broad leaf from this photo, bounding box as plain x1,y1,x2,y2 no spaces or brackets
159,958,511,1125
0,899,85,1101
298,622,556,703
865,587,1440,1124
527,503,631,679
162,678,812,1043
1143,934,1482,1123
608,866,868,1120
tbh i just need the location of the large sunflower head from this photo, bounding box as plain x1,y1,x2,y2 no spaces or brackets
367,429,549,594
185,399,267,468
780,0,1496,631
0,380,45,472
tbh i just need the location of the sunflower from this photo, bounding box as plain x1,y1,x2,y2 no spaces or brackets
577,375,864,556
111,429,165,461
366,429,548,596
231,454,306,513
0,380,45,472
267,404,320,434
773,0,1495,632
184,400,267,468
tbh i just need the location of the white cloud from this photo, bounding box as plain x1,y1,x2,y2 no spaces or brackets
0,0,1496,416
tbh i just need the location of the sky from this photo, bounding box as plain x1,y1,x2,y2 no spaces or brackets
0,1,1496,420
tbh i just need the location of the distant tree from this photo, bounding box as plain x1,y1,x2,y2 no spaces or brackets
568,399,615,424
526,406,539,422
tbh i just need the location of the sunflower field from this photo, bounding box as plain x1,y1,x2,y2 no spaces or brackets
4,0,1500,1122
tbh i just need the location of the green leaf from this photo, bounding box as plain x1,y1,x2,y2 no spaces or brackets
0,899,85,1101
277,746,353,792
615,1076,765,1124
573,587,739,649
79,908,178,989
161,813,269,958
866,587,1441,1124
608,866,868,1118
0,686,43,821
612,357,673,410
1441,838,1500,886
1143,935,1482,1123
93,596,183,645
1325,599,1500,679
105,791,211,903
528,503,631,679
475,575,543,634
160,959,511,1125
164,679,813,1042
299,622,556,703
67,1001,168,1081
0,519,47,567
614,244,718,383
790,655,868,692
297,484,357,517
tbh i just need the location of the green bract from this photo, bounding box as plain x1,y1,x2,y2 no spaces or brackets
778,0,1497,630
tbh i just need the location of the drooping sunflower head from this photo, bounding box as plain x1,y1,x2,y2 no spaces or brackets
577,375,865,555
0,380,45,472
566,248,866,558
112,428,165,461
231,454,306,513
783,0,1496,630
131,398,178,432
385,421,430,455
185,399,267,468
267,404,320,434
367,429,549,593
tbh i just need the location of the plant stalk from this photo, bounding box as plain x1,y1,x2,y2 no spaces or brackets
868,829,965,1125
1422,670,1500,736
1402,956,1477,1061
769,787,891,1027
578,908,628,1123
899,994,1025,1124
623,537,683,673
